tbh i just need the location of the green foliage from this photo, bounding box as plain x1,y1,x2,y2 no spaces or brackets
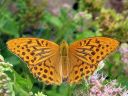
0,0,128,96
0,2,19,37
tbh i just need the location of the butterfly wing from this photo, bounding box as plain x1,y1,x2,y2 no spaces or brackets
7,38,62,85
68,37,119,84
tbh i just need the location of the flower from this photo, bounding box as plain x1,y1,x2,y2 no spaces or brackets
88,73,126,96
119,43,128,75
74,73,128,96
47,0,74,15
0,55,13,96
121,90,128,96
35,92,47,96
74,11,92,21
74,11,92,32
119,43,128,64
119,43,128,54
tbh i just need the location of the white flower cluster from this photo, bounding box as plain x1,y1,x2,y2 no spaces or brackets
0,55,13,96
35,92,47,96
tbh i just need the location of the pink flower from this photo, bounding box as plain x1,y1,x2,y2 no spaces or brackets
119,43,128,54
121,90,128,96
119,43,128,75
88,73,126,96
119,43,128,64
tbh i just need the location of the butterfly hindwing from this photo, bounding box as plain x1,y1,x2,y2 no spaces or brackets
68,37,119,84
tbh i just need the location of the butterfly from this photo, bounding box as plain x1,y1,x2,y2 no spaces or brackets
6,37,119,85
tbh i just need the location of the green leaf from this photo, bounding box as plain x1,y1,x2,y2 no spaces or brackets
76,30,95,40
0,9,19,37
43,13,62,28
12,70,33,96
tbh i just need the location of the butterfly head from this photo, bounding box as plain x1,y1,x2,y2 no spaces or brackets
60,40,69,56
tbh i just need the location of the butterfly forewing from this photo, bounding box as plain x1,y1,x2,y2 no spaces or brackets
7,38,62,85
68,37,119,84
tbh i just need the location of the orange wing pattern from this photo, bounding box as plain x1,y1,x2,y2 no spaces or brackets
68,37,119,84
7,37,119,85
7,38,62,85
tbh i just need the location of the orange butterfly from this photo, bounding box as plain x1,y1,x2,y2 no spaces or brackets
6,37,119,85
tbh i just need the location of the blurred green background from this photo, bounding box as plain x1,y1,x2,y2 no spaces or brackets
0,0,128,96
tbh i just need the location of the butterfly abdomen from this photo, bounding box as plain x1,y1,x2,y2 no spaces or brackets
61,56,69,79
60,40,69,80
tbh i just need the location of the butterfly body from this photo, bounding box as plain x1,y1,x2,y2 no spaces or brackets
60,40,69,79
6,37,119,85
